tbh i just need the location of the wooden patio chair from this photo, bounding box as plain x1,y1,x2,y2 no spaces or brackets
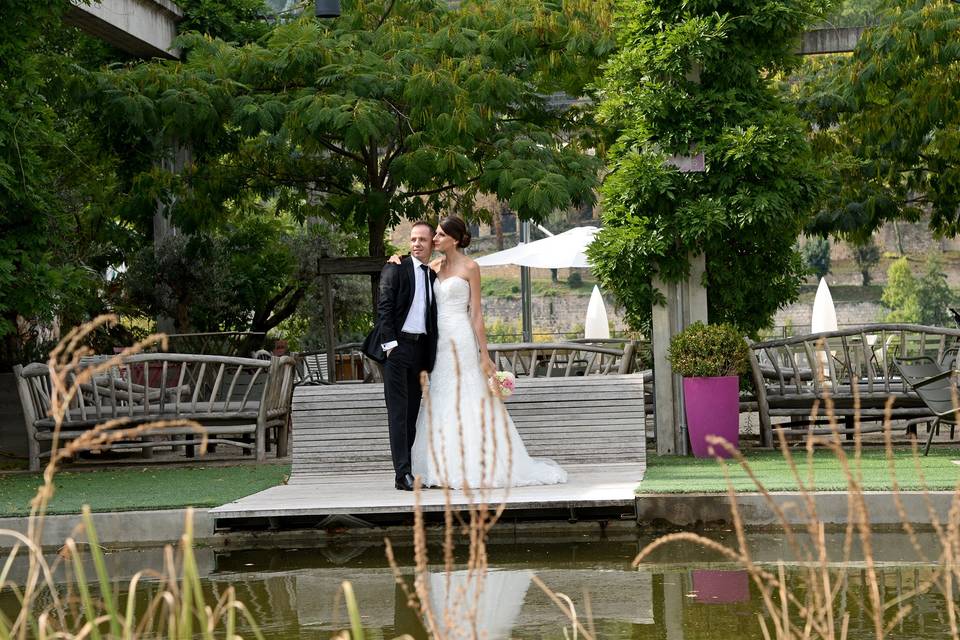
893,355,959,455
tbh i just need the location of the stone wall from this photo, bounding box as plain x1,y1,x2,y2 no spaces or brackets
772,301,885,335
482,293,628,339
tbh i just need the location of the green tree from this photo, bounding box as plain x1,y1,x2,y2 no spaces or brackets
880,255,954,325
804,1,960,238
802,237,832,280
122,212,367,336
0,2,129,365
588,0,830,335
850,237,880,285
916,255,956,326
881,257,920,323
93,0,614,277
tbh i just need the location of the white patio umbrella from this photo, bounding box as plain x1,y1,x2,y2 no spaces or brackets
475,226,599,341
474,226,598,268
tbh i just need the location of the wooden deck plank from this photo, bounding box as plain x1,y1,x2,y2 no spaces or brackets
211,374,646,524
211,463,644,518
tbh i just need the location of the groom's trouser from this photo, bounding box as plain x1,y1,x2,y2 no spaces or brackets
383,335,430,482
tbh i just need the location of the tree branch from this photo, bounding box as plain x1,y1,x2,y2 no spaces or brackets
317,137,366,164
399,174,483,198
375,0,397,29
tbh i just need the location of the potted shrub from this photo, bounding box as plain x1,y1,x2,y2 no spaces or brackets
668,322,749,458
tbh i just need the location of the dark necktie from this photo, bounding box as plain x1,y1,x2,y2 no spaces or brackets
420,264,431,334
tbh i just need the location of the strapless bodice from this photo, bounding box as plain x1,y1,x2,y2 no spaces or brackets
435,275,470,319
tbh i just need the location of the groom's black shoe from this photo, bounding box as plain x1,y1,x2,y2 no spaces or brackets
395,473,415,491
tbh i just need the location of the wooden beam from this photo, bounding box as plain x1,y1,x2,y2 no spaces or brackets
316,257,388,275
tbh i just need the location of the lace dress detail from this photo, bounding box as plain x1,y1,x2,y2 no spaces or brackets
411,276,567,488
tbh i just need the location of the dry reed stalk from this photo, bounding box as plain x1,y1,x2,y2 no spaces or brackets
1,316,265,640
632,336,960,640
383,337,593,640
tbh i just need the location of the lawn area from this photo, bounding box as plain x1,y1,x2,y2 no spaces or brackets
480,275,597,300
0,464,290,517
638,448,960,494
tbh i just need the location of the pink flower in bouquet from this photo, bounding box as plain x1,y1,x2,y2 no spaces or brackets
489,370,516,398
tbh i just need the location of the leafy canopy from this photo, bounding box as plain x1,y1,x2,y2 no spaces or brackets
93,0,615,257
588,0,832,335
803,1,960,240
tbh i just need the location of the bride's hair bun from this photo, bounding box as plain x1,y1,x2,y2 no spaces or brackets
440,215,471,249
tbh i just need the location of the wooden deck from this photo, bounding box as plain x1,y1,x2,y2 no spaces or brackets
211,463,644,523
211,374,645,527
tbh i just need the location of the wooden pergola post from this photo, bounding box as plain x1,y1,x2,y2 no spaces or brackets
652,252,707,455
315,256,387,382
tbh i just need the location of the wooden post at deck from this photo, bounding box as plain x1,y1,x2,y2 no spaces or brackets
315,256,388,382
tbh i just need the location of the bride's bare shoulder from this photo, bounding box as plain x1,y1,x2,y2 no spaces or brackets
428,257,443,271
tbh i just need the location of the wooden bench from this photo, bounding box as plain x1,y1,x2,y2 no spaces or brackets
289,374,645,479
488,341,641,377
14,353,296,471
747,324,960,446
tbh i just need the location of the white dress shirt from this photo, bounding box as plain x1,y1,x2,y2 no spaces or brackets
382,256,429,352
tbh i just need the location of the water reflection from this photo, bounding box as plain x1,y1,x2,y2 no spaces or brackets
1,534,954,639
690,570,750,604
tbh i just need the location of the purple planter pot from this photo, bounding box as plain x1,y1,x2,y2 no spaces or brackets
682,375,739,458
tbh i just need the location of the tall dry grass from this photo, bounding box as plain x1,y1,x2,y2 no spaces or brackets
0,315,263,639
8,323,960,640
631,346,960,640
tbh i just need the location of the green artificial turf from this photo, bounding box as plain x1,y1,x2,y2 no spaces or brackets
638,448,960,494
0,464,290,517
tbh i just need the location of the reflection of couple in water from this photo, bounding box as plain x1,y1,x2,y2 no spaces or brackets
394,569,534,640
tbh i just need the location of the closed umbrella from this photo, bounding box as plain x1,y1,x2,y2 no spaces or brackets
585,285,611,339
811,278,838,333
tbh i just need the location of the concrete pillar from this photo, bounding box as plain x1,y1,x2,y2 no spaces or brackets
652,252,707,455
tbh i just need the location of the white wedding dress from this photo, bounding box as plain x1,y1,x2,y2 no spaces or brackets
411,276,567,488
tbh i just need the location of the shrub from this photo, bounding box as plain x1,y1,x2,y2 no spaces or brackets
567,271,583,288
802,237,832,280
668,322,749,378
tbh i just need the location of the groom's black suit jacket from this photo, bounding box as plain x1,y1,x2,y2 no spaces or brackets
362,256,438,370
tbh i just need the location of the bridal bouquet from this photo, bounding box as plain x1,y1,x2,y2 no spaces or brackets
489,370,516,398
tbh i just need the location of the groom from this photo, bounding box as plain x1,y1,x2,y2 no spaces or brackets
363,221,438,491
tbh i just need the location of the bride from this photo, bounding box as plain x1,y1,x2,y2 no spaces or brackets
394,216,567,489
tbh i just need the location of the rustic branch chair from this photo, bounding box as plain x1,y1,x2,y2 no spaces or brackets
14,353,296,470
748,324,960,446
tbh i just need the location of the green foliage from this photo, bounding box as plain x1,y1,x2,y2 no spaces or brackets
916,255,957,327
667,322,749,378
823,0,887,26
0,2,131,365
94,0,615,258
123,214,369,338
882,256,956,326
589,0,830,335
176,0,273,43
881,258,921,323
803,237,832,279
567,271,584,288
851,238,880,285
803,1,960,239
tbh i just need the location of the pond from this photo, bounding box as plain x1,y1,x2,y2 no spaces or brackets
2,528,954,639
